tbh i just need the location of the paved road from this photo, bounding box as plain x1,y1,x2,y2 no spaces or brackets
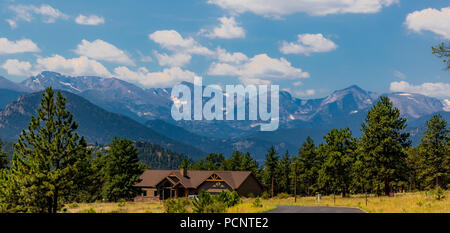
266,205,366,213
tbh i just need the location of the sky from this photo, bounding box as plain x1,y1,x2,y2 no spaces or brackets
0,0,449,99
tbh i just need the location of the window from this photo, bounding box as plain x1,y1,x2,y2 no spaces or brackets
143,191,147,196
154,190,158,196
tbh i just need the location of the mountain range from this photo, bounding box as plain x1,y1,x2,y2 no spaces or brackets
0,71,449,161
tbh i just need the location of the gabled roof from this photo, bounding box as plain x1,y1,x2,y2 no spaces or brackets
134,170,255,190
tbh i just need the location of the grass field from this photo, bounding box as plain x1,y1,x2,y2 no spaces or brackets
64,191,449,213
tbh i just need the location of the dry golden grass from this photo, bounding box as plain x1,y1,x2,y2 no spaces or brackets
64,200,165,213
228,191,450,213
64,191,449,213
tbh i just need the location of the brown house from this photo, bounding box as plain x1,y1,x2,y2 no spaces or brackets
134,169,265,201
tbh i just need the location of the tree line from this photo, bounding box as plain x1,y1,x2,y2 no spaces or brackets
0,88,146,213
182,96,449,198
0,87,448,213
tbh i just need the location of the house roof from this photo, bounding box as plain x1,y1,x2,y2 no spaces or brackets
134,170,256,190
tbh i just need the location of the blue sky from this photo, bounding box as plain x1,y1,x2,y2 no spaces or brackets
0,0,449,99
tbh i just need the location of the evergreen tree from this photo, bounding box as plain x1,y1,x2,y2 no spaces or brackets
432,42,450,69
224,151,244,171
101,138,145,202
278,151,292,194
296,137,319,195
318,128,357,197
240,152,259,175
0,141,8,169
264,146,279,198
418,114,449,189
0,87,91,213
359,96,410,195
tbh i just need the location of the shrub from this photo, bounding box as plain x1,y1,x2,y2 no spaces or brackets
68,202,79,208
433,187,445,201
118,198,126,207
83,208,96,213
252,197,263,208
261,192,270,199
276,193,290,199
204,202,226,213
164,198,190,213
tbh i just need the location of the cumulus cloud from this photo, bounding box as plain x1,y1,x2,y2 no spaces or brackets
149,30,214,56
7,4,68,28
154,52,191,67
34,55,112,77
201,16,245,39
0,38,40,54
75,14,105,26
215,47,248,64
207,0,398,17
280,33,337,55
390,81,450,98
1,59,33,76
208,53,309,85
405,7,450,39
74,39,135,65
113,66,197,88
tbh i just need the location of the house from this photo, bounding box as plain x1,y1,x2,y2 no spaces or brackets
134,168,265,201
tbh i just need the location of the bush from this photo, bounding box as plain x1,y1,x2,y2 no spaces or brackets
83,208,96,213
164,198,190,213
204,202,227,213
216,191,241,207
193,190,241,213
118,198,126,207
433,187,445,200
252,197,263,208
276,193,290,199
68,202,79,208
261,192,270,199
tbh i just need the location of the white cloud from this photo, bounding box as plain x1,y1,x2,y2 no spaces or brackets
208,53,309,84
390,81,450,98
293,89,316,98
394,70,406,79
202,16,245,39
6,19,17,29
113,66,197,88
149,30,214,56
35,55,112,77
280,33,337,55
207,0,398,17
75,14,105,26
1,59,32,76
0,38,40,54
215,47,248,64
8,4,68,27
405,7,450,39
154,52,192,67
74,39,134,66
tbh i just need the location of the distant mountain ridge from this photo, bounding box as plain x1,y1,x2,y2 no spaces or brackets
0,71,448,160
0,90,206,159
15,71,449,139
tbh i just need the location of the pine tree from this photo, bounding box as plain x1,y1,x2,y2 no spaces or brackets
240,152,258,175
101,137,145,202
278,151,292,194
318,128,357,197
359,96,410,196
0,141,8,169
264,146,279,198
0,88,91,213
418,114,449,189
296,137,318,196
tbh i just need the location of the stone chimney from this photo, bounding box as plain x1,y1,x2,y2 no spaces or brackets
180,168,187,177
